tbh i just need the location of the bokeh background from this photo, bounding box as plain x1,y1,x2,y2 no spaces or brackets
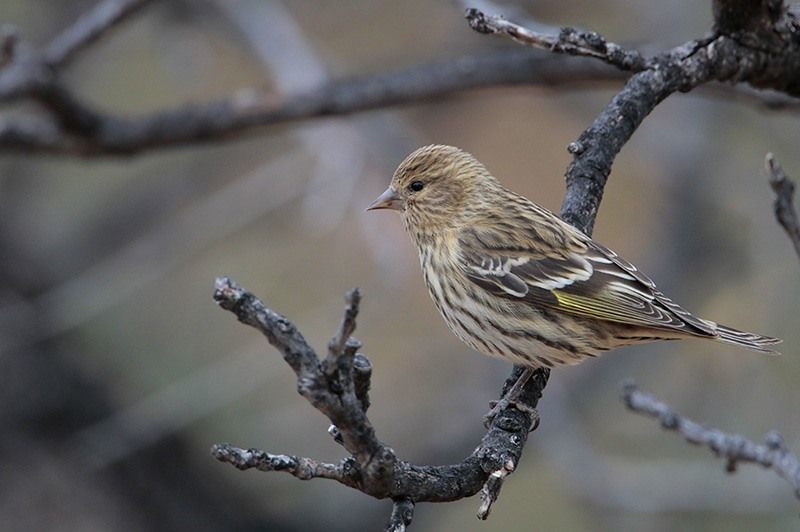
1,1,798,530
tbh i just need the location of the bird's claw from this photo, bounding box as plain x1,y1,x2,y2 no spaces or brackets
483,399,506,427
483,398,540,429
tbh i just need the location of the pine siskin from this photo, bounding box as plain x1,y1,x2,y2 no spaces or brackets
368,145,781,369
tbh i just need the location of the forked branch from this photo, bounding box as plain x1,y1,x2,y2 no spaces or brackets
212,277,544,529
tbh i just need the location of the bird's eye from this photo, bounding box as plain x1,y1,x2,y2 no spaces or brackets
409,180,424,192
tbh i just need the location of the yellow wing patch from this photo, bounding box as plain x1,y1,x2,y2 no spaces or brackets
552,289,683,329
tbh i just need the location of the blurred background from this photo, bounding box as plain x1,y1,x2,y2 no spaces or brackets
1,1,798,530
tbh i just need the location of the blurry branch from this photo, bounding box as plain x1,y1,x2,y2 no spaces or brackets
623,382,800,500
539,378,791,512
765,153,800,259
2,1,800,155
0,48,624,156
212,277,546,529
466,2,800,234
0,0,151,101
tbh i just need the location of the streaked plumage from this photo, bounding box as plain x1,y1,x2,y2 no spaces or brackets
368,145,781,368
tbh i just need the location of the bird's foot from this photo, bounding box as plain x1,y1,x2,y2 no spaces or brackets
483,367,537,428
483,397,510,427
483,397,539,428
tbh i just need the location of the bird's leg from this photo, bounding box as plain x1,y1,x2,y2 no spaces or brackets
484,367,535,427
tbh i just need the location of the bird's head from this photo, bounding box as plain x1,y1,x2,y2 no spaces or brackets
367,145,495,230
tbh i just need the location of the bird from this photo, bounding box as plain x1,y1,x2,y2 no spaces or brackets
367,145,781,376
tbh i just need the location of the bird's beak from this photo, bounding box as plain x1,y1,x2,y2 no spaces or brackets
366,186,403,211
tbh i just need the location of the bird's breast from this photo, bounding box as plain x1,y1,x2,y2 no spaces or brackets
417,238,459,302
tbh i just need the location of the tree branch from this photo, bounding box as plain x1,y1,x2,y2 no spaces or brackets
466,5,800,233
0,0,153,103
0,48,625,156
465,8,648,72
386,498,414,532
324,288,361,381
477,455,516,520
212,277,546,527
459,3,799,515
211,443,353,485
0,3,796,157
623,382,800,500
765,153,800,259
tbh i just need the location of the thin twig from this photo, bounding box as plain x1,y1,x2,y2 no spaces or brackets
211,443,354,484
0,0,153,102
386,498,414,532
324,288,361,377
622,381,800,500
464,8,648,72
477,457,515,520
765,153,800,259
213,277,321,379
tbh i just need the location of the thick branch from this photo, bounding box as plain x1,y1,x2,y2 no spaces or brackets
560,39,714,233
623,382,800,500
765,153,800,259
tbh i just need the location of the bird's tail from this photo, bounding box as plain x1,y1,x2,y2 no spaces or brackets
714,324,782,355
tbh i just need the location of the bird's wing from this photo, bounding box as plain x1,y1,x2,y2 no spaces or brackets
457,226,717,336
